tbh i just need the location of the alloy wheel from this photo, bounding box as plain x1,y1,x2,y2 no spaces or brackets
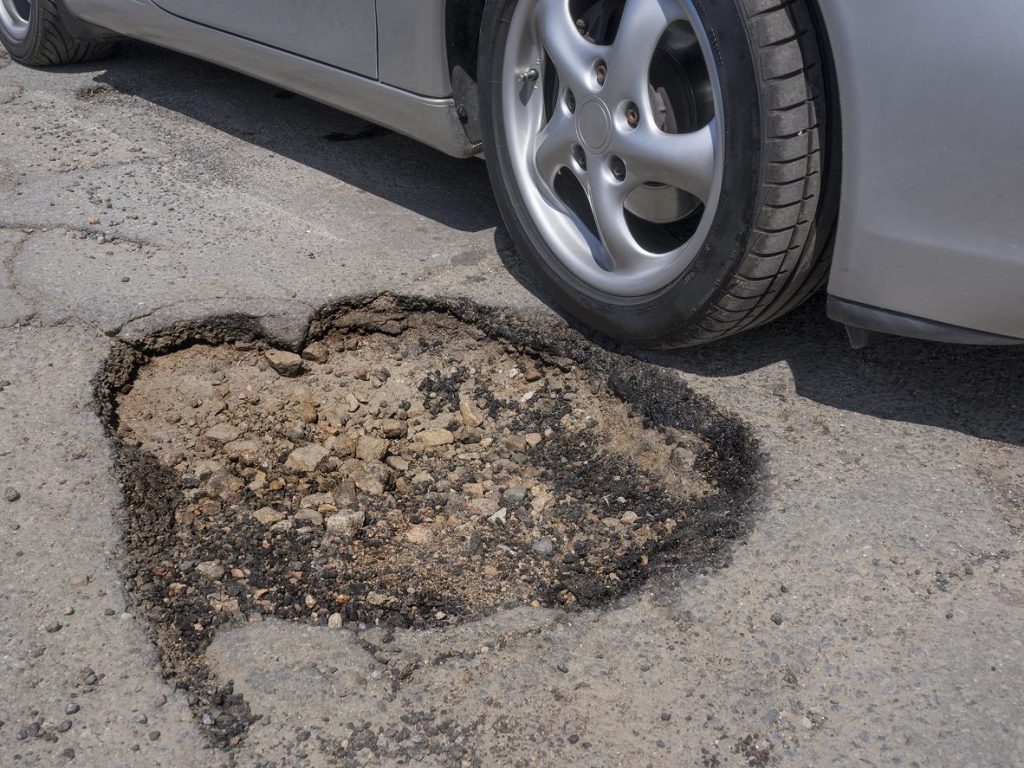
0,0,31,41
502,0,724,296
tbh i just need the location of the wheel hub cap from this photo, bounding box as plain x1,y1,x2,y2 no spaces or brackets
501,0,724,297
576,98,612,153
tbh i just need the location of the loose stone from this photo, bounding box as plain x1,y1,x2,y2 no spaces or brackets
285,444,329,473
326,508,365,538
196,561,225,582
264,350,304,376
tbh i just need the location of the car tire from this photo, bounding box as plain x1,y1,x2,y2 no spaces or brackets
479,0,832,347
0,0,113,66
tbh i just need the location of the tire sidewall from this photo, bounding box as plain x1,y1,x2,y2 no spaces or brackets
480,0,764,345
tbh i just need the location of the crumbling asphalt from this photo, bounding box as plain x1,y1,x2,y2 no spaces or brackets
2,41,1023,767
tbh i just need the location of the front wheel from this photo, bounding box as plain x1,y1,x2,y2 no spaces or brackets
480,0,831,347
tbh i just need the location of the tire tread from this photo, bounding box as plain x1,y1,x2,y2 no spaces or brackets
666,0,830,347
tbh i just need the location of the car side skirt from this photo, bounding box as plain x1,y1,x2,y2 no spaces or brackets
828,296,1024,348
63,0,477,158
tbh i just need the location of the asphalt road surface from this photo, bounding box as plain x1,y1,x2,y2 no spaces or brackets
2,42,1023,767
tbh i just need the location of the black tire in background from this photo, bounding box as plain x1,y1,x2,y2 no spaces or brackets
0,0,113,66
479,0,833,348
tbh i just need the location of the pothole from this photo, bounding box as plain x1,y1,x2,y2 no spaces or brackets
95,295,762,746
74,83,121,102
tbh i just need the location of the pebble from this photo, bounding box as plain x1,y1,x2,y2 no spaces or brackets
264,350,304,376
196,561,225,582
253,507,285,525
770,612,784,625
532,537,554,556
416,428,455,447
502,485,528,505
300,492,333,509
327,435,356,457
327,612,344,629
459,399,484,428
380,419,408,438
334,479,358,506
293,509,324,527
325,508,365,538
503,434,528,453
386,455,410,472
302,342,329,364
4,487,20,502
65,703,80,715
404,524,433,544
356,435,390,462
411,470,434,486
487,508,507,524
285,444,329,473
349,461,392,495
620,511,639,525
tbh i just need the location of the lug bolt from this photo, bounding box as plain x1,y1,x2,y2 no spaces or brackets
516,68,539,84
572,145,587,170
610,156,626,181
595,61,607,86
565,89,576,113
626,105,640,128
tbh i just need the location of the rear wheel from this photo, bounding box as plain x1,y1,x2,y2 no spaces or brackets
0,0,113,66
480,0,831,347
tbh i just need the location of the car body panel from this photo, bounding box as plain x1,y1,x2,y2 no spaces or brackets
62,0,475,157
377,0,451,98
149,0,378,78
816,0,1024,341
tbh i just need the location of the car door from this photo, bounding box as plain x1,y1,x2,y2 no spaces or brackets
150,0,378,78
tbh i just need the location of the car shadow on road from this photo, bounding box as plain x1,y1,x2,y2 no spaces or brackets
92,42,500,234
496,242,1024,447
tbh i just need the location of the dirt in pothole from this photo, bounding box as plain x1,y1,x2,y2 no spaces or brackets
99,297,761,746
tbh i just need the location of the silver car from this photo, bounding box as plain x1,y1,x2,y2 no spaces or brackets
3,0,1022,347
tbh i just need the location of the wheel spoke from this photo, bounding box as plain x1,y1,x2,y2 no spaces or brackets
604,0,686,100
587,170,650,271
532,108,577,189
613,120,717,202
534,0,605,96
